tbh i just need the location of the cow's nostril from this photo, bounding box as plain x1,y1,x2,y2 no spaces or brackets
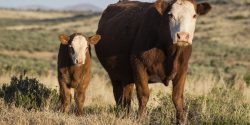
186,34,189,39
177,33,181,39
177,32,189,41
77,59,83,64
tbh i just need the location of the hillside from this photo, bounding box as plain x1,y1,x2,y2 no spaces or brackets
1,3,102,12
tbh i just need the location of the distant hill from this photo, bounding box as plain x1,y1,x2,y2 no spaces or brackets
5,3,102,12
63,3,102,12
18,5,53,11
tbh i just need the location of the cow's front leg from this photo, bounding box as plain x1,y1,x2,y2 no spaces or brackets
172,71,188,125
132,59,149,118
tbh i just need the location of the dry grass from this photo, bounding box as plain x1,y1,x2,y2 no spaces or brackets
4,16,100,33
0,74,249,125
0,9,74,20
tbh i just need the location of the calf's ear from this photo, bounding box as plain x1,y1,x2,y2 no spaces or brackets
59,34,69,45
88,35,101,45
197,2,211,15
155,0,167,15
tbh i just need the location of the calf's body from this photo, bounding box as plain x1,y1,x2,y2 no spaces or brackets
58,33,100,115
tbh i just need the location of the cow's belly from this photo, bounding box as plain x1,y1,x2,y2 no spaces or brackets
95,49,134,83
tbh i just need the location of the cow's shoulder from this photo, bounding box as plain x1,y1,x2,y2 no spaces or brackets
131,5,163,54
101,1,152,20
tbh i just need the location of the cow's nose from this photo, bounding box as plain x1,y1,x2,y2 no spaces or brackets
177,32,189,42
76,58,83,64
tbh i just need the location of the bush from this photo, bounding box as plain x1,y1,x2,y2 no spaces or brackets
0,75,59,110
244,73,250,86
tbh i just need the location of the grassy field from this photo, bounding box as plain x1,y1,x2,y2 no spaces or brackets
0,0,249,124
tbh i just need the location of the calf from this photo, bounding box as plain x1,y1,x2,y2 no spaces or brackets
58,33,101,115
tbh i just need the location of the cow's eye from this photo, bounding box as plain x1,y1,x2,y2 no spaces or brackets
168,13,174,19
69,45,75,53
193,14,197,19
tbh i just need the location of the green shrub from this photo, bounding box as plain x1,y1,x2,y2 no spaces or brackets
244,73,250,86
0,75,59,110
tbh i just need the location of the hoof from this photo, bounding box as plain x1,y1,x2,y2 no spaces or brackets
176,111,189,125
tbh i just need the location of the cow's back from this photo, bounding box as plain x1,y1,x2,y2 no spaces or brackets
95,1,152,82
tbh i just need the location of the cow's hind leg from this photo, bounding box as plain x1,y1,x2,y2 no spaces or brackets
59,82,71,114
131,59,149,119
112,80,134,115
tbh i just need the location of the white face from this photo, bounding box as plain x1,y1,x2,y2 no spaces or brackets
168,0,197,46
69,35,88,65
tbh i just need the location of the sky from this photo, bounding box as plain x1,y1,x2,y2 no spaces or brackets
0,0,154,9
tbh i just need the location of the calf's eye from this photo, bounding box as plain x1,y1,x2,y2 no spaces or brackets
193,14,197,18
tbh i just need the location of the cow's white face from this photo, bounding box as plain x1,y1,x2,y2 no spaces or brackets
168,0,197,46
69,35,89,65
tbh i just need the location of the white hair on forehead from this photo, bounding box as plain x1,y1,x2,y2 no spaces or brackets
72,35,88,47
71,35,89,64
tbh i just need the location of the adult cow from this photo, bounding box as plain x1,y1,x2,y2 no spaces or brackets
95,0,211,124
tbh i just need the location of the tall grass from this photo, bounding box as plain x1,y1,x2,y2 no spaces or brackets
0,74,249,125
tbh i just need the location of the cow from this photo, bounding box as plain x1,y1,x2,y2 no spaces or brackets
58,33,101,115
95,0,211,124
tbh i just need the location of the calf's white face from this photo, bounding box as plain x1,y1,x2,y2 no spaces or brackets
168,0,197,46
70,35,88,65
59,33,101,65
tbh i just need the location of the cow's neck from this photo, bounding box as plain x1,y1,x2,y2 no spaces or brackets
163,44,192,82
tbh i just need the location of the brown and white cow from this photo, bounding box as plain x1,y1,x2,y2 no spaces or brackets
58,33,101,115
95,0,211,124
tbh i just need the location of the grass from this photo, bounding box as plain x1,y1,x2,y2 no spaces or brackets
0,30,59,52
0,53,56,76
0,75,249,125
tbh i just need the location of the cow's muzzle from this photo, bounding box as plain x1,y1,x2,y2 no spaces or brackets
175,32,191,46
177,41,190,46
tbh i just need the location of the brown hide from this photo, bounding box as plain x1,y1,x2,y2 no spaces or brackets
57,34,91,115
95,0,206,124
96,1,152,83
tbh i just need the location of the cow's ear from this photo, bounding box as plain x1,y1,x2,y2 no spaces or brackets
197,2,211,15
155,0,167,15
59,34,69,45
88,35,101,45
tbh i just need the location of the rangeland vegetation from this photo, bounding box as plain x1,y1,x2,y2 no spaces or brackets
0,0,249,124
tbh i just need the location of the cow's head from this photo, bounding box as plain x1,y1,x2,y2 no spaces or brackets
155,0,211,46
59,33,101,65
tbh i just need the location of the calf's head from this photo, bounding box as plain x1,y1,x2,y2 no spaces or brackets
59,33,101,65
155,0,211,46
